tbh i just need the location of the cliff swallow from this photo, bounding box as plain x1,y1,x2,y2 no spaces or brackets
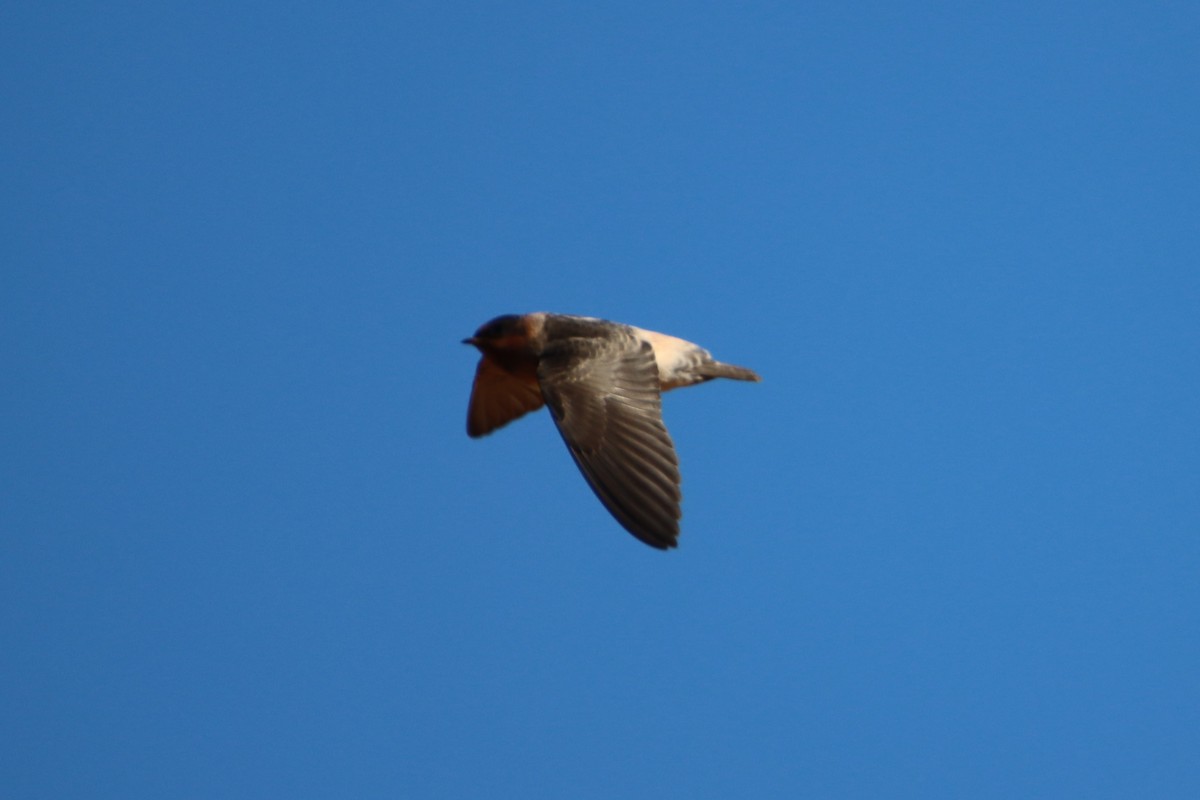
463,313,760,549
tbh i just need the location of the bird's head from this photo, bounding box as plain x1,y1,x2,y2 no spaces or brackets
462,314,529,352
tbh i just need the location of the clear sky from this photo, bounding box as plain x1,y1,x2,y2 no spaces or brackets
3,3,1198,798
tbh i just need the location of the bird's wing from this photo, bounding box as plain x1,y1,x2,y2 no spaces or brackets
467,356,545,438
537,334,682,549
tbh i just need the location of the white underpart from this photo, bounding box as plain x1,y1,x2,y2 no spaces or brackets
630,326,712,390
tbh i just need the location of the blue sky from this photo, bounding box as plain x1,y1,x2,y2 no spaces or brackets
3,2,1198,797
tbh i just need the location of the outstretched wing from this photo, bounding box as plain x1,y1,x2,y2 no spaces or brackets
466,356,544,438
537,335,682,549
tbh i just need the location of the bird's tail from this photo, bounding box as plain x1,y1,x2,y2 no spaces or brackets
697,361,761,383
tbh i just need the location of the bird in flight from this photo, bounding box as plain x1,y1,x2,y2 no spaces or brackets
463,313,760,549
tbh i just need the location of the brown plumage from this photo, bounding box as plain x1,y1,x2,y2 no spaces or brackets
464,313,760,549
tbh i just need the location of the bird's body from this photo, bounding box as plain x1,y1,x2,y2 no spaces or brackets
464,312,759,549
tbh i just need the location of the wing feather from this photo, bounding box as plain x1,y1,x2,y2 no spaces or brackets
467,356,544,438
538,335,682,549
